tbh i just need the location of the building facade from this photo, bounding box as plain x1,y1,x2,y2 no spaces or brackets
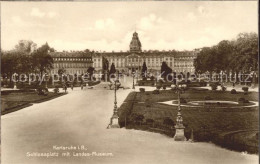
51,32,197,75
50,51,93,75
93,32,197,74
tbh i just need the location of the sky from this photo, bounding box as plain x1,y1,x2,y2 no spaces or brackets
1,1,258,52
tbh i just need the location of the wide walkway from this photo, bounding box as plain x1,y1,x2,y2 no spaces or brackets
1,78,258,164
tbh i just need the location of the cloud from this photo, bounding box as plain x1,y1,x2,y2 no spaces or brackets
12,16,23,24
95,18,115,30
30,8,57,18
31,8,45,18
198,6,205,14
197,6,215,18
48,12,58,18
187,12,196,22
51,38,125,52
137,14,166,31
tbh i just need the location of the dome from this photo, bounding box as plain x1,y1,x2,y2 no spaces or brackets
129,31,142,52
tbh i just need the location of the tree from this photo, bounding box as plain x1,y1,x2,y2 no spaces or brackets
1,49,33,83
194,32,258,84
161,61,172,80
194,47,216,75
141,62,147,80
231,33,258,72
1,51,17,84
87,66,95,80
15,40,37,54
215,40,233,72
32,43,54,77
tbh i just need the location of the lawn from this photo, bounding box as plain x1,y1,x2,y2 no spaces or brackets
118,88,259,154
1,90,66,115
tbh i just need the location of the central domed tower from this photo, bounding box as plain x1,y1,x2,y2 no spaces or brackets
129,32,142,53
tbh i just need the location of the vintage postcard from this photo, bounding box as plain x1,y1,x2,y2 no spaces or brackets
0,1,258,164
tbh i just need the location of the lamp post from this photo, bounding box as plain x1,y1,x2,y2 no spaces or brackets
108,76,121,128
173,81,186,141
13,73,18,89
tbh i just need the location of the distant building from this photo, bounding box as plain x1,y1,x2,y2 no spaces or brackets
50,51,93,75
93,31,197,74
50,31,197,75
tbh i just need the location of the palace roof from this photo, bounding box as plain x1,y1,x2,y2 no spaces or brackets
92,50,197,58
49,51,92,58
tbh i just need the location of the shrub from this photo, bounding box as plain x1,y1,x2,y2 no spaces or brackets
37,88,49,96
163,85,167,90
139,88,145,92
163,117,175,127
146,118,154,125
136,115,144,124
231,89,237,94
211,84,217,91
238,97,246,103
152,90,160,94
242,87,249,94
53,87,59,93
221,86,227,91
171,85,176,91
204,96,212,100
238,97,250,104
150,76,155,81
130,114,144,125
156,85,162,90
88,81,101,86
137,80,154,86
180,98,187,103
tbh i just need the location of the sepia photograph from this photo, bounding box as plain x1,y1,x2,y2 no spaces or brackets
0,1,258,164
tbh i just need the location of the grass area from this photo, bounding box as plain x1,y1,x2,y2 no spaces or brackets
1,91,66,115
118,88,259,154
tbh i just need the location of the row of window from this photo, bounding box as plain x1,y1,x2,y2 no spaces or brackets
93,57,176,62
54,58,91,62
54,63,90,68
52,69,86,74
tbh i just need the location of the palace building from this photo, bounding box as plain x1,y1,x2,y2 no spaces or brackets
50,31,197,75
50,51,93,75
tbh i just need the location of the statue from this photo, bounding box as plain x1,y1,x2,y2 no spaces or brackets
102,57,109,81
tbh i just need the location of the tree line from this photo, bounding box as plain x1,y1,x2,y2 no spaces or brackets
1,40,55,84
194,32,258,82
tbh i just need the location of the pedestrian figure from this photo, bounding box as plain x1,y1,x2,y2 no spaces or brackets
81,84,83,90
232,82,235,88
64,84,67,93
71,84,73,90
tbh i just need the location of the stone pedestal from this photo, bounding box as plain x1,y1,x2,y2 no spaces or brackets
174,124,186,141
108,114,120,128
